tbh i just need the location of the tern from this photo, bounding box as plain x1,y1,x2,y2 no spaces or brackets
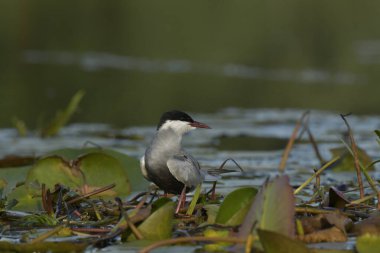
140,110,210,213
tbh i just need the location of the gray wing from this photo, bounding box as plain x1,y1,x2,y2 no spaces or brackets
167,153,204,188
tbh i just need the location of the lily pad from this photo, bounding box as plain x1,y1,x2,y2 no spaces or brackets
7,184,42,211
45,148,147,191
25,156,83,194
76,152,130,196
215,187,257,226
0,165,33,194
26,152,131,197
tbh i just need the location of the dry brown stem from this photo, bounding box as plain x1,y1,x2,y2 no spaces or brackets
279,111,309,173
340,114,364,198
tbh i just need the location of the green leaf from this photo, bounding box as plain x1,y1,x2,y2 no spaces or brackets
26,152,132,198
186,184,202,215
0,166,32,194
258,229,310,253
203,204,219,224
129,200,175,241
25,156,83,194
203,228,231,252
76,152,131,197
215,187,257,226
41,89,85,137
238,175,295,238
330,146,373,171
356,234,380,253
20,213,58,227
45,148,147,191
0,179,7,197
7,184,42,211
94,148,147,192
151,197,172,213
254,176,295,236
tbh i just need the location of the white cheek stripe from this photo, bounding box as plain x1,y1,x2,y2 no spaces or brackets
160,120,195,135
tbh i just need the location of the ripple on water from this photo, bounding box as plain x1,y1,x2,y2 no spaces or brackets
1,108,380,195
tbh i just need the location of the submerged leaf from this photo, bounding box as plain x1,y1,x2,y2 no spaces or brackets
258,229,310,253
215,187,257,226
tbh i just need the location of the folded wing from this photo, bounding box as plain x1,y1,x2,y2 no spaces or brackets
167,153,203,188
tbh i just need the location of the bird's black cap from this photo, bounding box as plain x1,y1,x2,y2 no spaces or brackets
157,110,194,130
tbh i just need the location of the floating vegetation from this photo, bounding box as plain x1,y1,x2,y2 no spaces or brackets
1,110,380,252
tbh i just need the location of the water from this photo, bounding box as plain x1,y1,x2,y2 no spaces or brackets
1,1,380,128
1,108,379,251
23,50,361,85
2,108,380,193
1,1,380,250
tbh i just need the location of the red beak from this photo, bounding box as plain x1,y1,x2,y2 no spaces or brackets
189,121,211,129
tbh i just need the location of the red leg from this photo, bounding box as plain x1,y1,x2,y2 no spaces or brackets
175,186,187,214
210,181,217,201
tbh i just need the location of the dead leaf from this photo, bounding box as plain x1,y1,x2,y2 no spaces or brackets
300,213,352,236
352,212,380,236
323,213,352,234
298,226,347,243
327,187,350,209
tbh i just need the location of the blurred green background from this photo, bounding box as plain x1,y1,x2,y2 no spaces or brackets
1,1,380,128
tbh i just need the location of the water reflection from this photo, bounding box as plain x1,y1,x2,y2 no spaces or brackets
24,50,362,85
